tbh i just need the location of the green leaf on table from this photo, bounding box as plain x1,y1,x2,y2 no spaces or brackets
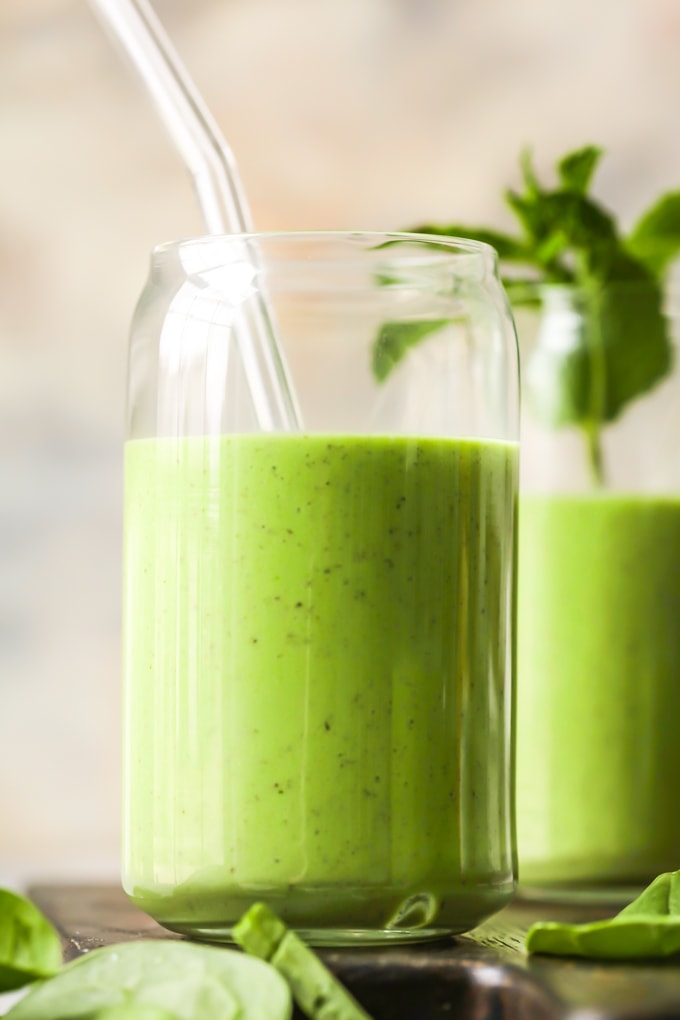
627,190,680,275
0,889,62,993
526,869,680,959
617,868,680,917
234,902,374,1020
371,319,449,382
557,145,603,194
5,941,291,1020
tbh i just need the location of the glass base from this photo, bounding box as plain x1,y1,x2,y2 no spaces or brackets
161,920,462,946
126,877,515,947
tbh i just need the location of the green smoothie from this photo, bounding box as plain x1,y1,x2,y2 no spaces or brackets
122,433,517,939
517,492,680,889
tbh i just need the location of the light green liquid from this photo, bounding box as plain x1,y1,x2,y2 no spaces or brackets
123,433,517,940
517,493,680,891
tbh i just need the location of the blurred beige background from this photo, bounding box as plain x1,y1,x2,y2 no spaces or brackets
2,0,680,883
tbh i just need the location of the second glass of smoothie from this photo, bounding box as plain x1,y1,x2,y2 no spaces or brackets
517,284,680,898
122,231,520,943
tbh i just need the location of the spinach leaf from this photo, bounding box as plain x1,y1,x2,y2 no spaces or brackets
618,869,680,917
526,869,680,959
0,889,62,993
234,902,373,1020
94,1007,179,1020
5,941,291,1020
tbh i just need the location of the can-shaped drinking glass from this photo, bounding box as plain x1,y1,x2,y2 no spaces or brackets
122,231,519,944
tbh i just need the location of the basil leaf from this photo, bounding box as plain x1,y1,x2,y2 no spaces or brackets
406,224,531,262
373,144,675,476
627,190,680,275
0,889,62,992
557,145,603,193
371,319,449,382
584,243,651,283
505,189,618,257
596,279,673,418
519,147,541,196
525,278,673,427
6,941,292,1020
527,869,680,959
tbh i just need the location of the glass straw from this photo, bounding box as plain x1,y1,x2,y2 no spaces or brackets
89,0,301,432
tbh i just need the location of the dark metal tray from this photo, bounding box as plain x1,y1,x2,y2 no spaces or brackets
30,884,680,1020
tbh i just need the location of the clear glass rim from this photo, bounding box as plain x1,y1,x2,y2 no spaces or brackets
151,229,498,268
